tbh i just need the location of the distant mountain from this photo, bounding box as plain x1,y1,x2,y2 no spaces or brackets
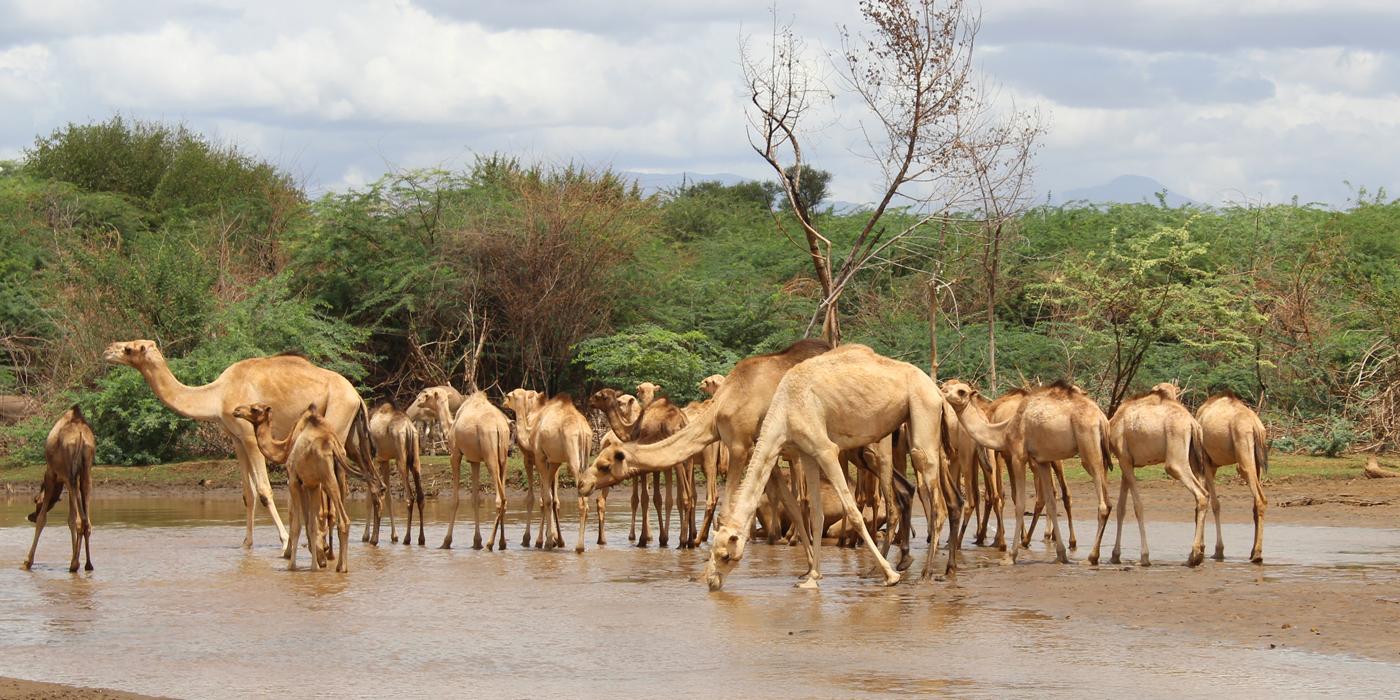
1051,175,1195,207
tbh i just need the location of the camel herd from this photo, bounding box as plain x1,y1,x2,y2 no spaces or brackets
18,338,1269,588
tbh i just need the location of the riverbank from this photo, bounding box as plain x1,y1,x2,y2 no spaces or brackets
0,676,164,699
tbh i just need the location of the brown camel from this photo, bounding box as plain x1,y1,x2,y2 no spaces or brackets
1196,391,1269,563
234,404,354,571
103,340,381,548
1108,383,1211,567
682,398,728,545
513,393,594,552
590,388,669,547
369,402,426,546
23,406,95,573
705,344,961,591
419,388,512,550
698,374,726,396
588,387,691,547
941,379,1114,566
968,386,1074,551
580,339,832,549
502,388,547,547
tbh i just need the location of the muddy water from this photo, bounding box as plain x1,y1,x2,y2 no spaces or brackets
2,495,1399,698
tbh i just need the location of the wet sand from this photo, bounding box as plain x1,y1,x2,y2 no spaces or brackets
1,477,1398,698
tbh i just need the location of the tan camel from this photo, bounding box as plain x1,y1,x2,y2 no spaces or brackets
23,406,95,573
1108,383,1211,566
234,404,354,571
698,375,726,396
369,402,425,546
419,388,512,550
941,379,1114,566
513,393,594,552
968,387,1075,551
502,388,547,547
408,385,464,455
1196,391,1269,563
704,344,961,591
590,388,669,546
580,339,832,550
103,340,381,548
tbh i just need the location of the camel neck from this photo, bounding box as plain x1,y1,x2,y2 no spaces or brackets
251,421,292,464
137,360,225,421
954,401,1010,452
624,412,716,470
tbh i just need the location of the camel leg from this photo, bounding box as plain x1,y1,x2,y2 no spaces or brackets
239,440,288,547
679,462,697,548
334,482,351,573
78,471,94,571
962,451,979,546
1032,461,1070,564
398,459,412,546
1052,462,1076,550
576,491,589,554
1123,463,1150,566
1239,459,1267,564
817,448,900,586
521,454,535,548
696,452,719,545
24,483,55,570
287,482,305,571
659,469,673,548
936,446,964,579
440,452,462,549
628,476,639,542
1205,463,1225,561
635,474,651,547
988,451,1006,550
491,459,508,551
769,464,816,585
1164,459,1209,567
1002,454,1027,566
466,460,483,550
596,487,609,546
66,486,83,572
1110,463,1131,565
540,465,558,552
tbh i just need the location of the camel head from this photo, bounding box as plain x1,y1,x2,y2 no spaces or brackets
579,444,638,495
697,374,725,396
408,387,453,423
704,523,749,591
635,382,661,406
502,388,544,420
103,339,164,369
1151,382,1180,401
940,379,978,412
231,403,273,427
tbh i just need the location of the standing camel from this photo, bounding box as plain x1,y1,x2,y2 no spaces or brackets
1196,391,1269,563
704,344,961,591
418,388,511,550
972,386,1075,551
23,406,95,573
682,398,727,545
1107,383,1211,567
515,393,594,552
103,340,381,548
941,379,1114,566
408,385,464,455
590,389,669,547
234,404,354,571
502,388,547,547
369,402,426,546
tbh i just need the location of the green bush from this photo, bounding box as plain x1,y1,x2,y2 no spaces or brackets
571,324,738,404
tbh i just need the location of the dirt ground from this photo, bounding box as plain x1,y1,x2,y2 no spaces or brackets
0,677,163,699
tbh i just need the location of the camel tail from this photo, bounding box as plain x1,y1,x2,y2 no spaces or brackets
1189,422,1207,480
403,424,423,494
1099,417,1115,473
1253,426,1269,478
939,402,956,462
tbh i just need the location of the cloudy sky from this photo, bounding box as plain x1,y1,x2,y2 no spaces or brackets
2,0,1396,206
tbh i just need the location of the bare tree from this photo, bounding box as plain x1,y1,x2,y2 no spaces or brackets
743,0,999,344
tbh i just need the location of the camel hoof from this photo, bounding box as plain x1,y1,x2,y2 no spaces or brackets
999,556,1016,566
796,578,820,590
418,536,426,546
1187,551,1204,567
882,572,901,587
402,538,411,546
440,542,453,550
391,536,399,544
1211,551,1225,562
85,563,94,572
1069,540,1078,550
1250,553,1264,565
575,545,585,554
1140,557,1151,567
1109,553,1121,565
361,535,370,543
69,565,79,573
896,554,914,572
485,542,494,551
522,533,532,547
21,561,32,571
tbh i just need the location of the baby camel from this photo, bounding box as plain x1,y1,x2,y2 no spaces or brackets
234,404,354,571
369,402,425,546
23,406,96,573
1108,383,1211,567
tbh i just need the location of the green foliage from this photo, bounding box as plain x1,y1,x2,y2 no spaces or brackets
571,325,738,404
779,164,831,214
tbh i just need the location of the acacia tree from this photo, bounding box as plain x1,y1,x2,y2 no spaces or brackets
743,0,1023,344
1034,221,1263,415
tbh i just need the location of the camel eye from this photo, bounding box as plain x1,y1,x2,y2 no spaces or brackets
123,347,133,355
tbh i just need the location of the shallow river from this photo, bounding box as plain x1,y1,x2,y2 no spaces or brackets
1,495,1398,698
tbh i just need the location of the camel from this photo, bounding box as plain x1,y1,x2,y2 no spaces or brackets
1196,391,1269,563
103,340,381,548
682,398,728,545
580,339,832,551
23,406,95,573
235,404,354,571
417,388,512,550
1107,383,1211,567
588,387,691,547
704,344,961,591
508,392,594,552
408,385,464,455
369,402,426,546
941,379,1114,566
590,388,668,546
698,375,725,396
502,388,547,547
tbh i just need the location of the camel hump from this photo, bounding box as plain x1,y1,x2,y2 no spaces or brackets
68,404,85,422
768,338,831,360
